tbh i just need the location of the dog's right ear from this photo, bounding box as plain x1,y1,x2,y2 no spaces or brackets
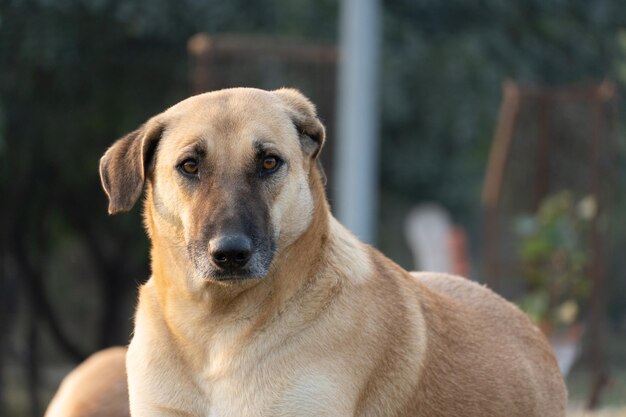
99,120,164,215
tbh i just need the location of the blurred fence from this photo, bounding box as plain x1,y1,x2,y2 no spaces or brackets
482,80,619,407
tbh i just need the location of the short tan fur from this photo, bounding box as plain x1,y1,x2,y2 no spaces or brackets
94,87,566,417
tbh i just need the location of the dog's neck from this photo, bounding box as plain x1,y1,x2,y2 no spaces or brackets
146,168,334,330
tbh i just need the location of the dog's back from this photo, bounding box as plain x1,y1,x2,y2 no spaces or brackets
410,272,567,417
44,346,129,417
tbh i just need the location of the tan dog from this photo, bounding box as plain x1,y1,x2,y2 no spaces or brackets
44,347,129,417
99,87,566,417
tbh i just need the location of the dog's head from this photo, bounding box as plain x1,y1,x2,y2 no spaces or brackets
99,88,325,283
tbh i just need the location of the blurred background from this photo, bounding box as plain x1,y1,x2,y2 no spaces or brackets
1,0,626,416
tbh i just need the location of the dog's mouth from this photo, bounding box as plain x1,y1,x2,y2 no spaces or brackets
209,269,265,282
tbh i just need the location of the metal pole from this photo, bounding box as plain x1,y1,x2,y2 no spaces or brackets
335,0,381,244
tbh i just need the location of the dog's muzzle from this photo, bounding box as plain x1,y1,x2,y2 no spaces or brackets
209,235,252,272
189,231,275,282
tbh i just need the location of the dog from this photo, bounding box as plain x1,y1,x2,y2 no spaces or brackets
99,87,567,416
44,347,129,417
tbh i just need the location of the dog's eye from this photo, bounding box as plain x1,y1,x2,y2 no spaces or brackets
178,159,199,177
260,156,282,175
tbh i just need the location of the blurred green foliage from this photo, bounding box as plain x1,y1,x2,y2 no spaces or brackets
515,192,593,327
377,1,626,277
380,0,626,214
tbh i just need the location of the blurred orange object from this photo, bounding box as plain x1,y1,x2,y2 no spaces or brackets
448,225,470,278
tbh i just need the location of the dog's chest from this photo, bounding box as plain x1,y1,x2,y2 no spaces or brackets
198,336,354,417
202,367,352,417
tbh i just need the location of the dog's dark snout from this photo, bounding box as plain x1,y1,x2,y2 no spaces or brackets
210,235,252,269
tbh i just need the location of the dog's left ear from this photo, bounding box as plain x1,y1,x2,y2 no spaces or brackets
99,119,164,215
274,88,326,159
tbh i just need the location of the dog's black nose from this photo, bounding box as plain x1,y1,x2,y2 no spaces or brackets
209,235,252,269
